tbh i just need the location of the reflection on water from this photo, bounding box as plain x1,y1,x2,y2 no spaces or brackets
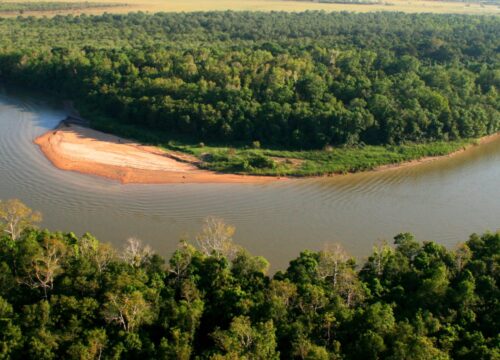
1,86,499,270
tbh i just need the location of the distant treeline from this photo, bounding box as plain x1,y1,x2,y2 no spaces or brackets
0,2,127,13
0,12,498,149
0,199,499,359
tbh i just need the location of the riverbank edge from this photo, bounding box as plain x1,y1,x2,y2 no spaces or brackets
34,114,500,184
370,132,500,173
33,122,280,184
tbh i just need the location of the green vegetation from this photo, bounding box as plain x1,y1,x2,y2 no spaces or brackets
93,115,472,175
0,2,127,13
0,12,498,175
187,140,472,175
0,198,499,359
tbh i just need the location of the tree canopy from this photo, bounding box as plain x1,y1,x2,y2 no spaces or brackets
0,199,498,359
0,12,498,149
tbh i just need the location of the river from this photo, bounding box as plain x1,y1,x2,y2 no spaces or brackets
1,87,499,270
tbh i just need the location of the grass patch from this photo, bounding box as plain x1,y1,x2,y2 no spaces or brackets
88,113,472,177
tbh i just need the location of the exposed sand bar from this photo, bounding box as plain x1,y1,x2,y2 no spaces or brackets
34,123,500,184
34,124,278,184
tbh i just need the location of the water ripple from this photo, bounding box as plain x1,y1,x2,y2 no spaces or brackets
1,88,500,271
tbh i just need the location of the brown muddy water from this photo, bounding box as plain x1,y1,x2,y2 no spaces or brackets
1,87,499,270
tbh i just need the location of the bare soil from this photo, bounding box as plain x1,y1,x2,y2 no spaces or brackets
34,124,279,184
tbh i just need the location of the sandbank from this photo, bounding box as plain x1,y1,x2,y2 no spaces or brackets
34,123,500,183
34,124,278,184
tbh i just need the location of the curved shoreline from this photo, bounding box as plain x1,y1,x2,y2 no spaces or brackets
34,123,500,184
371,132,500,174
34,124,279,184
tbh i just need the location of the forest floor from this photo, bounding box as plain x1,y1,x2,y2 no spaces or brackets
34,124,278,184
0,0,498,17
34,121,500,183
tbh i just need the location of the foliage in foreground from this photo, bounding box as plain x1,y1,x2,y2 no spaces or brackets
0,199,499,359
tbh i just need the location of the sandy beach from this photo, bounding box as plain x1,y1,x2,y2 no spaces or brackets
34,123,500,184
34,124,277,184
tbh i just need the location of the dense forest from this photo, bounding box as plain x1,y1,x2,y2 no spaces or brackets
0,12,498,150
0,198,499,359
